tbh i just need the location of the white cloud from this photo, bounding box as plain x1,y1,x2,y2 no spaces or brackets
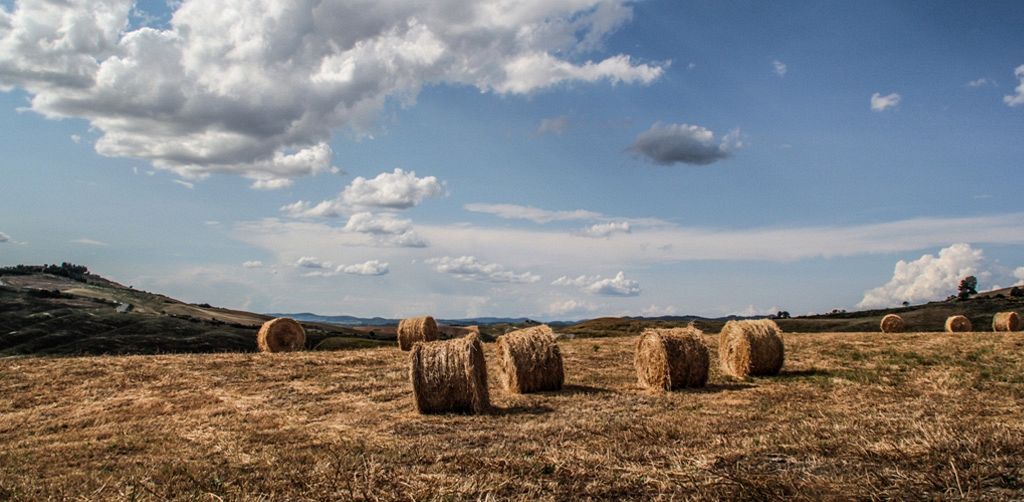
547,299,599,317
172,179,194,190
579,221,630,238
553,271,640,296
428,256,540,283
772,60,787,77
1004,65,1024,107
732,305,782,317
71,238,108,246
464,203,602,223
0,0,660,186
70,134,82,144
966,77,995,88
0,231,9,243
337,260,389,276
857,243,987,309
242,260,263,268
283,169,443,218
641,304,677,317
871,92,901,112
250,178,293,191
1014,266,1024,285
341,212,426,248
295,256,332,269
536,115,569,135
629,122,737,166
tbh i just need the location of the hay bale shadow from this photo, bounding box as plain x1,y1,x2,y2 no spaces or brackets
560,384,611,395
490,404,555,416
772,368,834,379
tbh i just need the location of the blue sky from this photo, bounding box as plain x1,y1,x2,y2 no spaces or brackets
1,0,1023,319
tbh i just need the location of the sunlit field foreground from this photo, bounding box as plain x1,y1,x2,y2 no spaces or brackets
2,331,1023,500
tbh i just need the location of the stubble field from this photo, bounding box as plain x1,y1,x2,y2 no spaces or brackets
1,331,1023,500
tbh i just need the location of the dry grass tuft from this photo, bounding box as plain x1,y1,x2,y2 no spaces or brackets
496,325,564,394
992,311,1020,332
719,319,785,378
409,334,490,414
256,317,305,353
880,314,905,333
945,315,972,333
635,326,709,390
397,316,439,351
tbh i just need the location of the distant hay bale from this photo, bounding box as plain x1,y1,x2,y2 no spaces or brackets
880,314,905,333
634,327,709,391
257,317,306,353
409,334,490,414
992,312,1020,332
719,319,784,378
944,315,972,333
496,325,564,393
397,316,439,351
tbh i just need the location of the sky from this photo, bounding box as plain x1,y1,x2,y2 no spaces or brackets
1,0,1023,320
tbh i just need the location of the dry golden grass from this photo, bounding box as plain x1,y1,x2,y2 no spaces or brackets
2,331,1024,500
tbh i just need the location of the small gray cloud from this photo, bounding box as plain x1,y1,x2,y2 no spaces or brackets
0,231,10,243
552,271,641,296
428,256,540,284
629,122,736,166
1005,65,1024,107
871,92,901,112
772,60,787,77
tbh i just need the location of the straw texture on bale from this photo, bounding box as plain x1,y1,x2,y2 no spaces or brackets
944,315,972,333
635,327,709,391
880,314,905,333
397,316,439,351
719,319,785,378
496,325,564,393
409,334,490,414
257,317,306,353
992,311,1020,332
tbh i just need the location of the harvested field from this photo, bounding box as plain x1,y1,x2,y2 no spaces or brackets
1,331,1023,500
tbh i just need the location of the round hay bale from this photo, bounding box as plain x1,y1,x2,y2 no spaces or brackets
992,311,1019,332
496,325,564,393
635,327,709,391
719,319,784,378
944,315,972,333
409,333,490,414
397,316,439,351
880,314,905,333
257,317,306,353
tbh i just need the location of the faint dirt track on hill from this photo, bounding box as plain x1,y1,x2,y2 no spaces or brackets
1,332,1023,500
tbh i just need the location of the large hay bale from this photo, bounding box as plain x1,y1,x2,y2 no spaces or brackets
496,325,564,393
397,316,439,351
719,319,784,378
880,314,905,333
257,317,306,353
944,315,972,333
992,311,1020,332
635,327,709,391
409,334,490,414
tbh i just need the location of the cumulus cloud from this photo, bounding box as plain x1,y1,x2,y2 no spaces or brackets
629,122,738,166
295,256,332,269
547,299,599,317
337,260,389,276
1004,65,1024,107
343,212,426,247
553,271,640,296
579,221,631,238
242,260,263,268
871,92,901,111
536,115,569,135
966,77,995,88
0,0,661,186
0,231,9,243
641,304,677,317
428,256,540,283
857,243,987,308
464,203,602,223
1014,266,1024,285
772,60,787,77
283,169,443,218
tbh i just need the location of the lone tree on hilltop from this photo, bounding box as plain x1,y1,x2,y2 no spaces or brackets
957,275,978,300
